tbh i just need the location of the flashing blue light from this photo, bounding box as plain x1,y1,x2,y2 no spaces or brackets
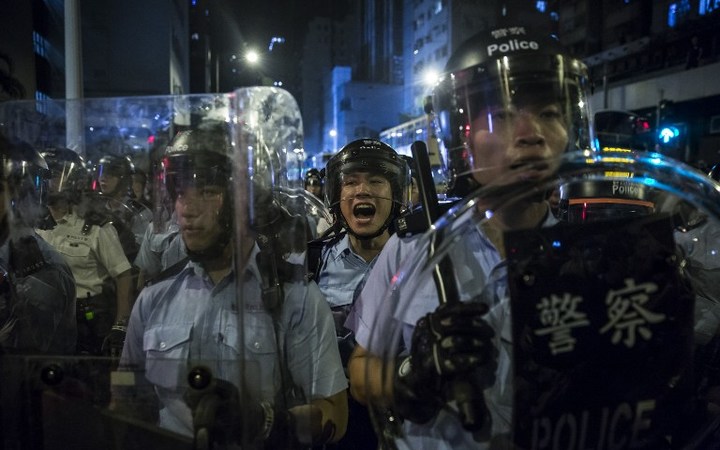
552,240,561,248
658,126,679,144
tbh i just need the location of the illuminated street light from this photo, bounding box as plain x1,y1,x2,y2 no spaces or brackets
245,49,260,64
422,68,440,87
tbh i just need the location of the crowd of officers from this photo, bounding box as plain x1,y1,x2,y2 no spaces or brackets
2,17,720,450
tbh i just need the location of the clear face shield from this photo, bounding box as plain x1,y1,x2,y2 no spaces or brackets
435,54,594,193
43,154,88,224
361,150,720,449
0,88,342,449
0,143,50,230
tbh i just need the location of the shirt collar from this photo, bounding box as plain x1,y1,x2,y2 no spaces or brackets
329,233,356,262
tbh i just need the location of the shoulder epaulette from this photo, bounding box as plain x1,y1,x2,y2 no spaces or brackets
82,211,111,235
9,235,48,278
144,256,190,287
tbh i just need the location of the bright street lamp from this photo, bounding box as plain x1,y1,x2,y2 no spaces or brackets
245,50,260,65
422,68,440,87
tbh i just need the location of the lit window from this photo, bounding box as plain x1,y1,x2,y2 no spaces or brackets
699,0,720,14
668,0,692,27
536,1,546,13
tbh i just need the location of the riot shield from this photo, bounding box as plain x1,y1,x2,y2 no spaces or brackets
361,150,720,449
0,88,347,449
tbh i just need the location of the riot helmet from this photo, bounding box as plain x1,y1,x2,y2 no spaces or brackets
324,138,410,239
162,124,234,262
41,147,88,200
94,153,134,198
558,177,656,223
304,168,324,198
433,24,594,197
0,138,50,228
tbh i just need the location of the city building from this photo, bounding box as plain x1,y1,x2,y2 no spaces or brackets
2,0,720,167
373,0,720,167
0,0,189,101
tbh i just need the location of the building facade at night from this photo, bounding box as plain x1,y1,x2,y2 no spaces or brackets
2,0,720,166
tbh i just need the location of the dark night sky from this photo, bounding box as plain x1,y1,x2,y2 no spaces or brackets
211,0,351,95
215,0,348,53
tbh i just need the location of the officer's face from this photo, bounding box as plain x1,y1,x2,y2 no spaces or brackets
132,174,145,199
176,184,225,252
468,101,569,187
99,171,120,195
339,171,393,237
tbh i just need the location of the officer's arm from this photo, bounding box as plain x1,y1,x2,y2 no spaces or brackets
113,269,133,321
347,344,394,406
289,390,348,444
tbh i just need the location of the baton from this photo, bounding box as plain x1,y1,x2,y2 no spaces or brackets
411,140,487,433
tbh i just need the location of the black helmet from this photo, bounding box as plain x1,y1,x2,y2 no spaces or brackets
41,147,88,200
1,139,50,226
162,125,233,262
324,138,409,237
94,153,134,196
305,168,323,187
433,23,594,197
162,127,232,200
559,178,656,223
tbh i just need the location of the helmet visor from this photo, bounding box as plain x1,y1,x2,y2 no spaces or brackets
435,54,593,187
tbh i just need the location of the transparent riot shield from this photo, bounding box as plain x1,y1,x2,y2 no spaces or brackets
229,87,346,448
362,150,720,449
0,88,346,449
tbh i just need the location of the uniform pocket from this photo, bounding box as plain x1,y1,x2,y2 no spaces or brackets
57,241,92,259
242,314,279,398
143,324,192,388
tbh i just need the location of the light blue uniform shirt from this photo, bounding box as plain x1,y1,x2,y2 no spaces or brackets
316,233,375,308
120,244,347,437
347,209,558,450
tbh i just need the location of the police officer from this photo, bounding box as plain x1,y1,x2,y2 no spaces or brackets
89,153,152,262
0,135,77,450
116,119,348,448
0,137,76,354
311,139,409,357
348,21,720,450
345,22,596,449
301,168,332,238
37,147,133,355
304,168,324,199
309,138,409,449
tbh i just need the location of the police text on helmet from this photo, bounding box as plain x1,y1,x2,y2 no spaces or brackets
487,39,539,57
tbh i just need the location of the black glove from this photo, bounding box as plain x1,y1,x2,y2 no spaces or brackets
394,301,497,429
101,320,127,358
184,367,296,448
